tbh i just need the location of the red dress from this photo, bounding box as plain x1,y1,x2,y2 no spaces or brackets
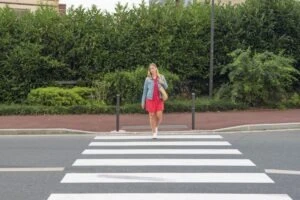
146,77,164,113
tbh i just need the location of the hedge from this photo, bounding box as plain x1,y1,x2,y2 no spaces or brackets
0,98,248,115
27,87,96,106
97,67,180,105
0,0,300,103
1,95,300,115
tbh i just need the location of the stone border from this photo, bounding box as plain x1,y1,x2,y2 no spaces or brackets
214,122,300,132
0,122,299,135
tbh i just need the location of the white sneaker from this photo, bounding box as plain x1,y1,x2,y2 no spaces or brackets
152,132,157,139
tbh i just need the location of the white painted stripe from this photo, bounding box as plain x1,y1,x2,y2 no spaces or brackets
48,193,293,200
266,169,300,175
82,149,242,155
89,141,231,146
0,168,64,172
73,159,255,166
94,135,223,140
61,173,273,183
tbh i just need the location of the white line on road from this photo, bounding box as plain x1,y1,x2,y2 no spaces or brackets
89,141,231,146
82,149,242,155
48,193,293,200
0,167,64,172
94,135,223,139
61,173,274,183
265,169,300,175
73,159,255,166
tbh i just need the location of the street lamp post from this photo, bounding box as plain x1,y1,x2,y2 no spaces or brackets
209,0,215,98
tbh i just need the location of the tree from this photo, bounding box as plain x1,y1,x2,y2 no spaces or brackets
218,48,299,106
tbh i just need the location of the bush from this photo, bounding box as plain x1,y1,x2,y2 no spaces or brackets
91,81,110,104
27,87,88,106
96,67,180,105
1,0,300,103
165,98,248,112
109,98,248,114
71,87,95,99
0,104,115,115
282,93,300,108
0,97,248,115
218,49,299,106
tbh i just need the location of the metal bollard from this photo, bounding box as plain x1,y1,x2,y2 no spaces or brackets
116,94,120,132
192,93,195,130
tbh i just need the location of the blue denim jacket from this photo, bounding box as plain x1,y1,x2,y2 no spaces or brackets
141,75,168,107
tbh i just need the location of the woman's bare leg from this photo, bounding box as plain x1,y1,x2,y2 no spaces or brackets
156,111,163,127
154,111,163,134
149,113,157,134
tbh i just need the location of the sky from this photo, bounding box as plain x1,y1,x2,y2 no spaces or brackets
60,0,146,12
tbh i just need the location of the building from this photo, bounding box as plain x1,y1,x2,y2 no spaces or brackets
150,0,193,6
149,0,245,5
216,0,245,4
58,3,66,14
0,0,65,13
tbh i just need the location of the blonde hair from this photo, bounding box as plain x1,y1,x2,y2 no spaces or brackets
147,63,161,78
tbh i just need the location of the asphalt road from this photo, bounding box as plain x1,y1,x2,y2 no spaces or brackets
0,130,299,200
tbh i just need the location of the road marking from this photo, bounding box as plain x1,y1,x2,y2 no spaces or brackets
73,159,255,166
0,167,64,172
94,135,223,140
48,193,292,200
48,193,293,200
61,173,274,183
82,149,242,155
265,169,300,175
89,141,231,146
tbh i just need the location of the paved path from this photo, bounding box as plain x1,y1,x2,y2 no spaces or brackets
0,109,299,132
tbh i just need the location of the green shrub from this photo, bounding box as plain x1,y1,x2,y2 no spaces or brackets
96,67,180,105
27,87,87,106
0,104,115,115
70,87,95,99
121,98,248,113
165,98,248,112
91,80,111,104
282,93,300,108
1,0,300,103
0,97,249,115
218,49,299,106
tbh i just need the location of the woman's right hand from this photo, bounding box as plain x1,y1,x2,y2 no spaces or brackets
141,104,144,109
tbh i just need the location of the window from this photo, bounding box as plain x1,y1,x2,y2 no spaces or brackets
14,8,30,16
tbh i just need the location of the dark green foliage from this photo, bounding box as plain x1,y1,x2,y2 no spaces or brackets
218,49,299,106
0,104,115,115
0,0,300,107
0,97,248,115
281,93,300,108
27,87,95,106
98,67,180,105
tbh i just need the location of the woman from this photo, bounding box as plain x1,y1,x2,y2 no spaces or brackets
141,63,168,139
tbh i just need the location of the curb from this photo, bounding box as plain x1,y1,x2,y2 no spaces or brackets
213,122,300,132
0,128,212,136
0,122,299,135
0,128,97,135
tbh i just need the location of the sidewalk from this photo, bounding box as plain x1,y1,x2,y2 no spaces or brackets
0,109,299,132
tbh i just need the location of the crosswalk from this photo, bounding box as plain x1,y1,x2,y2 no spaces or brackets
47,134,293,200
